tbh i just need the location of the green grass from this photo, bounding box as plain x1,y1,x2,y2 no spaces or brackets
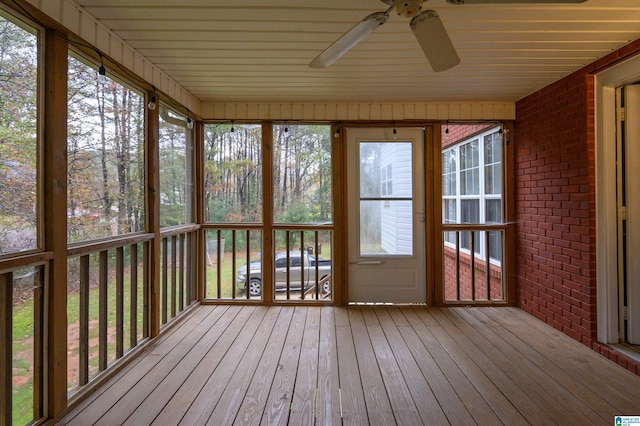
12,377,33,426
11,240,333,424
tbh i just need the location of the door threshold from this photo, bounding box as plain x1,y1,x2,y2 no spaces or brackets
348,302,428,306
611,343,640,363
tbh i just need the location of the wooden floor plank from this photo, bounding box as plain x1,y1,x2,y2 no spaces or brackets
233,307,296,426
59,305,640,426
315,306,341,425
260,306,308,426
401,307,525,425
205,307,282,425
112,305,249,425
149,306,259,425
334,307,369,425
417,307,555,424
379,307,476,425
432,307,596,424
64,305,230,426
484,307,640,414
348,307,396,426
363,307,439,425
289,307,320,424
457,307,619,422
174,306,270,425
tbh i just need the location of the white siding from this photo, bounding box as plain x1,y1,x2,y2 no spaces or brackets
380,143,413,255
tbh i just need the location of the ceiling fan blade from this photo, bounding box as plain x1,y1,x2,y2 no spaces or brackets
410,10,460,72
309,12,389,68
446,0,586,3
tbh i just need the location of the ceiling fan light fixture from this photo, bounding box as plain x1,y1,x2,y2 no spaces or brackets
309,11,389,68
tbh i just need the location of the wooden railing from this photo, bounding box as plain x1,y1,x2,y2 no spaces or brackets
203,225,332,303
273,228,333,302
159,225,199,327
0,252,52,425
66,233,153,391
441,224,510,304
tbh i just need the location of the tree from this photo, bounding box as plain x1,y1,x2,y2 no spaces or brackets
67,55,145,242
0,17,38,255
203,124,262,223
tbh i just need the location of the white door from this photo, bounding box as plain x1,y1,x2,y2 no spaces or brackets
346,127,426,303
623,85,640,344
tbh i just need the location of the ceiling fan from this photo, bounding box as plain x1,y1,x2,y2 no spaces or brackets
309,0,588,72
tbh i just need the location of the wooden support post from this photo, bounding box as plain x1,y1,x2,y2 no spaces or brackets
193,121,205,302
147,94,161,337
331,123,344,305
44,29,68,418
262,122,274,303
428,124,442,305
504,121,517,305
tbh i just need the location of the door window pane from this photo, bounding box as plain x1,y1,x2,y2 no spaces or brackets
359,141,413,256
360,200,413,256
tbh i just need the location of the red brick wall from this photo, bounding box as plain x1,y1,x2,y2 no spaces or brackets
515,38,640,375
443,248,503,301
441,124,494,149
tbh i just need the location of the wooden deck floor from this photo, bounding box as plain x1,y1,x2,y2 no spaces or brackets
59,305,640,425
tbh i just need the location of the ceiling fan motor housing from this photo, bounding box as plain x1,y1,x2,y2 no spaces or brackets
396,1,424,17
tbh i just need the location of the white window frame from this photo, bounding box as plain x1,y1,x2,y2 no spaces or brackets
443,126,503,263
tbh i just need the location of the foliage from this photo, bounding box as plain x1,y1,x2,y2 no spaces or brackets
0,16,38,255
203,123,332,225
204,124,262,223
67,56,145,243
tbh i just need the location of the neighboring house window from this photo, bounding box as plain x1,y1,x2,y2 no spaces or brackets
442,127,503,262
381,164,393,196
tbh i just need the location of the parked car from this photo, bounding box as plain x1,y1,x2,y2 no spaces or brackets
236,250,331,296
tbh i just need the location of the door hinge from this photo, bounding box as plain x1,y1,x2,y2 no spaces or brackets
617,106,626,121
620,206,627,221
624,306,628,321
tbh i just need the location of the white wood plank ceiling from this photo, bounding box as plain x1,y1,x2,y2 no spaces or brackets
71,0,640,103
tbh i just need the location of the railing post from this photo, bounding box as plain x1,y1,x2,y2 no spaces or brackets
79,256,90,385
0,272,13,424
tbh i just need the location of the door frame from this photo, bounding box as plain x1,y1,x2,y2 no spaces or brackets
338,123,437,304
595,54,640,343
345,126,428,303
